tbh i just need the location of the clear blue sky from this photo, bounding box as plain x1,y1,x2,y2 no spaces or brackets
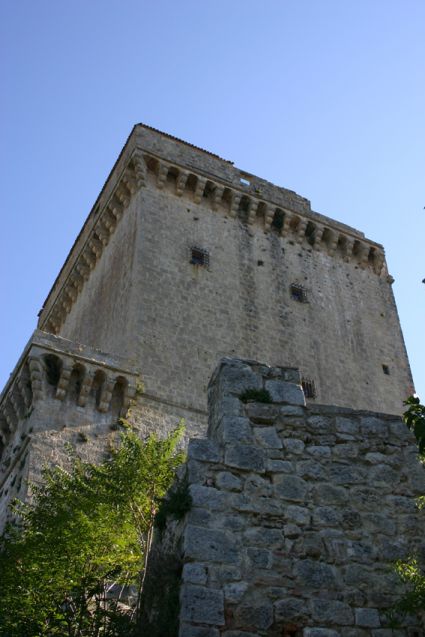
1,0,424,401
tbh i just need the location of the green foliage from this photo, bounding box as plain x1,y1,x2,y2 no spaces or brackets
239,387,272,404
403,396,425,455
391,397,425,620
0,423,185,637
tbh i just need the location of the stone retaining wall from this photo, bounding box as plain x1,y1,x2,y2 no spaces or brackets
146,358,425,636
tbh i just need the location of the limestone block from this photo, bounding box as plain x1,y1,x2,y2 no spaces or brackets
286,504,311,526
279,404,305,416
182,562,208,585
234,600,273,630
184,525,240,564
265,379,305,406
188,439,222,463
213,358,263,397
360,417,389,437
225,443,265,473
297,460,328,480
216,471,242,492
223,581,248,603
329,463,366,485
243,526,283,547
295,559,338,588
221,416,254,444
266,459,294,473
307,445,331,458
284,438,305,454
190,485,229,512
311,598,354,625
180,584,225,626
253,425,282,449
274,596,308,621
355,607,381,628
313,506,343,527
274,474,309,502
335,417,360,435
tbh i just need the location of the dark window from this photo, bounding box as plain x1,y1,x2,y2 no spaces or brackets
302,378,316,399
382,364,390,375
290,284,307,303
190,247,209,267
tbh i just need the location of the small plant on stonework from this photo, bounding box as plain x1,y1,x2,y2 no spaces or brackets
135,380,144,396
77,431,88,442
239,387,272,404
155,478,192,532
390,396,425,622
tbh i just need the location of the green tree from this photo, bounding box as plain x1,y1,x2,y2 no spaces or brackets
0,423,186,637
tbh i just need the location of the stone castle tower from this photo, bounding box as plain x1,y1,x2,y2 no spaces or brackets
0,124,414,528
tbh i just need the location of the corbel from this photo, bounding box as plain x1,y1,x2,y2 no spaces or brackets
264,205,274,232
296,218,308,242
230,192,241,218
131,150,147,188
17,374,32,410
211,185,224,211
247,200,259,225
156,163,169,190
77,370,95,407
55,359,73,401
176,171,188,196
343,237,355,262
193,177,207,204
28,356,44,402
313,225,325,250
97,376,115,413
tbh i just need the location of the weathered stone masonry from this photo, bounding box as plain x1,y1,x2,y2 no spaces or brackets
144,358,425,636
36,124,413,424
0,330,138,529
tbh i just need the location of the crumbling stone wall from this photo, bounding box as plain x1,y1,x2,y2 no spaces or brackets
147,358,425,636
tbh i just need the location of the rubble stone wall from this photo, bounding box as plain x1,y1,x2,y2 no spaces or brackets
148,358,425,636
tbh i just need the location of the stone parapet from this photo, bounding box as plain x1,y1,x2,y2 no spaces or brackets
0,329,138,444
0,330,139,531
144,358,425,636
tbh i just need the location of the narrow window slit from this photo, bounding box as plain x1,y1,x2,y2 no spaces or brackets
302,378,316,399
290,284,307,303
190,247,209,267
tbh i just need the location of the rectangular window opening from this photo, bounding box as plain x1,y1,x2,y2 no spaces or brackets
240,177,251,186
382,364,390,376
290,283,308,303
302,378,316,399
190,247,209,267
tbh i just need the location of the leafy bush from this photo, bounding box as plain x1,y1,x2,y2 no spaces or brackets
0,424,185,637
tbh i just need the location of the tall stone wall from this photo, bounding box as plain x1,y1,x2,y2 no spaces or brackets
145,358,425,636
36,125,413,422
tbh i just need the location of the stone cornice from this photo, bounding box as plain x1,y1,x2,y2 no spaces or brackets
37,124,388,335
0,330,139,447
139,149,386,274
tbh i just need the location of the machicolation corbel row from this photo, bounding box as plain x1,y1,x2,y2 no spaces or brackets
0,330,138,527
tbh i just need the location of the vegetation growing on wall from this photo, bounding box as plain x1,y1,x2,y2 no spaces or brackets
392,396,425,622
0,423,186,637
